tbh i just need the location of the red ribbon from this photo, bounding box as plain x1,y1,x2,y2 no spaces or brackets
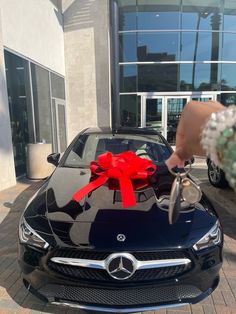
72,151,156,208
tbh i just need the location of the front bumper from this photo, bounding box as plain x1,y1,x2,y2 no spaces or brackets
19,244,222,312
25,279,215,313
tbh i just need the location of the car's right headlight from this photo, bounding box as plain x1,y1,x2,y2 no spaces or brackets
193,221,222,251
19,217,49,249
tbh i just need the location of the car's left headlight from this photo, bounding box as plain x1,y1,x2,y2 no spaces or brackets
193,221,222,251
19,217,49,249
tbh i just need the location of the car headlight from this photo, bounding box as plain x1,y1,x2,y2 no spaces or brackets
193,221,222,251
19,217,49,249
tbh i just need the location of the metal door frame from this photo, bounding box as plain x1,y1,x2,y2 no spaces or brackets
52,98,67,153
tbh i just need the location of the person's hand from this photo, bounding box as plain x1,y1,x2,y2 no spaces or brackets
165,100,224,170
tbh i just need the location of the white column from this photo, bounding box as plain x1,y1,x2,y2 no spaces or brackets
63,0,111,142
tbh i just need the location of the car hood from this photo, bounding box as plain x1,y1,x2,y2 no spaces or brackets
24,167,217,251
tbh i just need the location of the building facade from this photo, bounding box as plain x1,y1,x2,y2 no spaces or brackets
0,0,66,190
114,0,236,145
0,0,236,191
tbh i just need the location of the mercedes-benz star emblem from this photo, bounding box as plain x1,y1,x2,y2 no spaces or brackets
117,234,126,242
105,253,137,280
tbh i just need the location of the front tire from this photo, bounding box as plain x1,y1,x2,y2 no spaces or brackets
207,160,228,188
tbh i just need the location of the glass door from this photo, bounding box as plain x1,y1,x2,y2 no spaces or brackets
143,95,190,145
141,97,165,136
9,98,30,177
142,94,214,145
4,51,34,177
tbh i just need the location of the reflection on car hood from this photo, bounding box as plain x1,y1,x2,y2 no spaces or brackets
24,167,217,250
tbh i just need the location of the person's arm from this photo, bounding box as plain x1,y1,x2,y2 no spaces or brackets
165,100,224,169
165,101,236,192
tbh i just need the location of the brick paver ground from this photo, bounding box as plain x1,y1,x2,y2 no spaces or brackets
0,165,236,314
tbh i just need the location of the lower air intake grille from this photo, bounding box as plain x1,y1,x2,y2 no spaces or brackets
39,284,202,306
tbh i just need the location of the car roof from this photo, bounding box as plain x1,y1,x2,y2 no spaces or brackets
83,127,162,136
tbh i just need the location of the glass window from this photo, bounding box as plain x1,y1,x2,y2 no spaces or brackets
119,33,137,62
146,98,163,133
220,93,236,106
138,64,178,92
138,32,179,61
182,0,222,31
223,0,236,32
167,98,188,145
31,64,52,143
191,97,213,101
179,64,193,90
120,95,140,127
118,0,137,31
120,64,137,92
137,0,180,30
181,32,222,61
4,50,34,176
50,73,65,99
222,34,236,61
180,63,220,91
221,64,236,91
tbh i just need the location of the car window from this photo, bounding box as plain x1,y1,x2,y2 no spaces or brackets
63,133,171,168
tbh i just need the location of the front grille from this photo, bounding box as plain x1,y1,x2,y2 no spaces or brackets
133,251,188,261
47,250,192,283
39,284,202,306
50,249,110,260
47,261,191,282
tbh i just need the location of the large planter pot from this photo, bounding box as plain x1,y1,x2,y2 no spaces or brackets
27,143,53,180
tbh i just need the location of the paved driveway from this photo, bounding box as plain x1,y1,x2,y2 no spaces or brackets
0,164,236,314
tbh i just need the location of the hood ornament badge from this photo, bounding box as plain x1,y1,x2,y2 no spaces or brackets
117,234,126,242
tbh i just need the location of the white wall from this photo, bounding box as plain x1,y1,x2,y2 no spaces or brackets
0,13,16,191
0,0,65,75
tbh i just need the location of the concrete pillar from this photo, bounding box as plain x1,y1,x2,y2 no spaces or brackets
0,11,16,191
63,0,111,142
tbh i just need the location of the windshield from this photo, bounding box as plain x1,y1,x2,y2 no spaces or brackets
62,133,171,168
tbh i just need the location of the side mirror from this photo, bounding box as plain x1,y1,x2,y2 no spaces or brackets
47,153,60,166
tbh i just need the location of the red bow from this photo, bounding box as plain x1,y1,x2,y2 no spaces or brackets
72,151,156,208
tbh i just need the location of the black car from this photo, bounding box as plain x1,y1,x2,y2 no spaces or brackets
207,158,228,188
18,127,223,313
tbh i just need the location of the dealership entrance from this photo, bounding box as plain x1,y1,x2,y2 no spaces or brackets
140,92,216,145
